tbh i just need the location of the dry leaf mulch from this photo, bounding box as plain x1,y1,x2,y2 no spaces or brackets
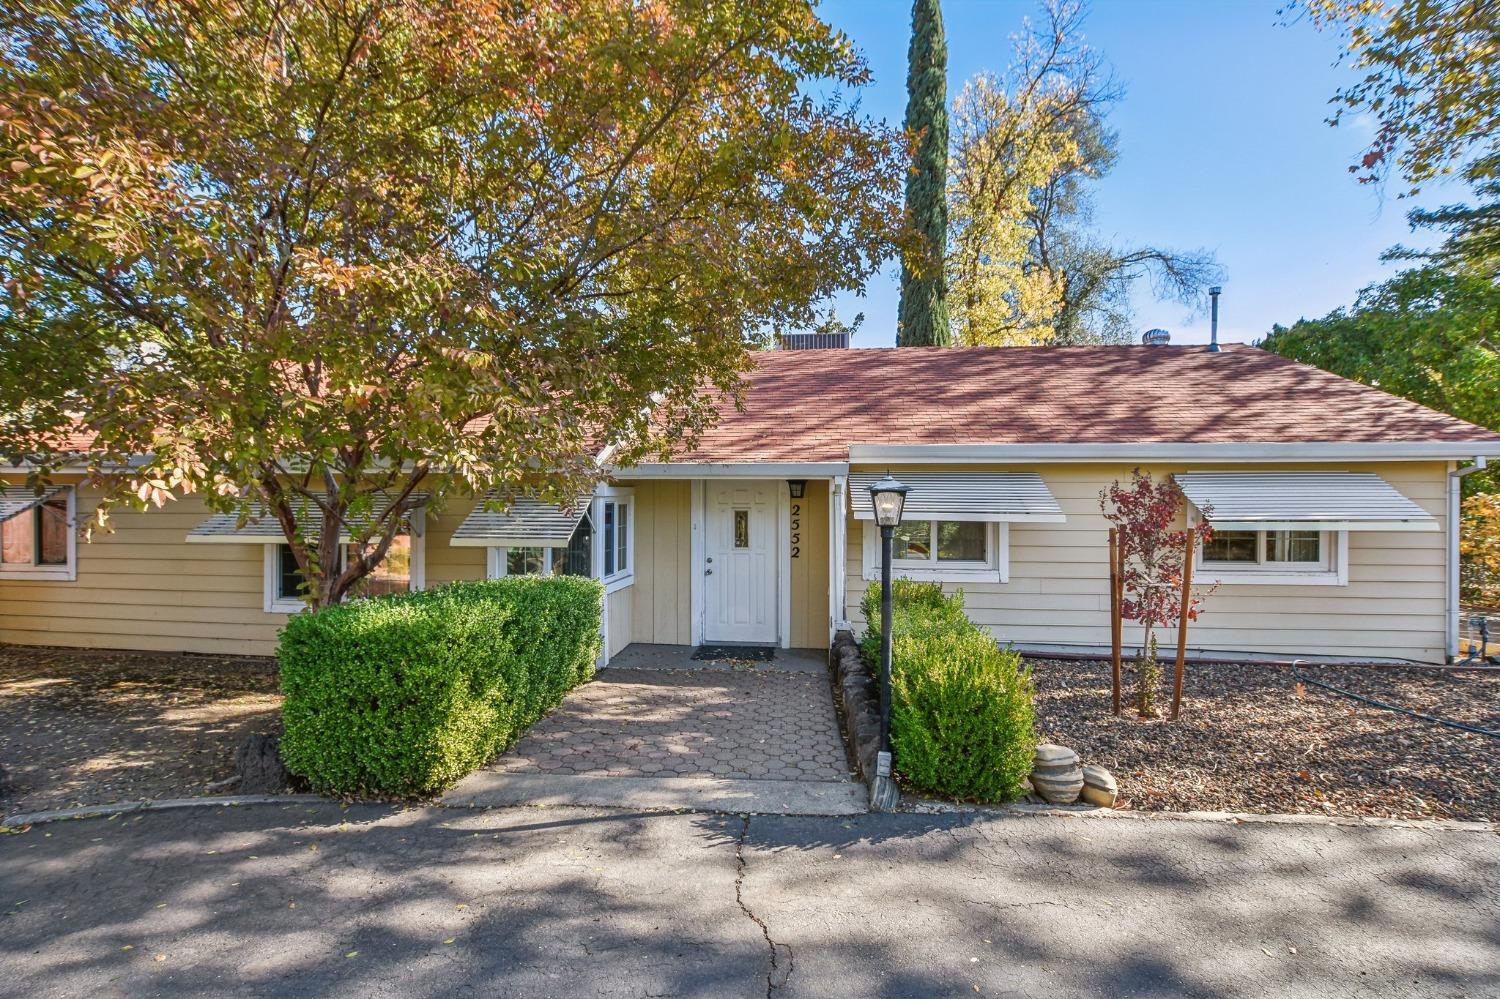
1030,657,1500,822
0,645,282,815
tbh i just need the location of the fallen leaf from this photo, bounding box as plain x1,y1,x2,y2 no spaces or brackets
346,951,358,959
442,938,456,945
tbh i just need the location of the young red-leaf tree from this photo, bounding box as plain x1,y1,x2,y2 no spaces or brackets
1100,469,1214,716
0,1,903,608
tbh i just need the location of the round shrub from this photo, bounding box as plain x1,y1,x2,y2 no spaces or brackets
890,625,1036,802
862,581,1037,802
278,576,602,797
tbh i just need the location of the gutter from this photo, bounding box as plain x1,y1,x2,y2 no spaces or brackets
849,442,1500,464
1448,456,1489,660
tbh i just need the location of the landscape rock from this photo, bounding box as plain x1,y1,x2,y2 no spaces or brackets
234,732,291,794
1030,743,1084,804
1033,743,1079,767
1080,764,1119,807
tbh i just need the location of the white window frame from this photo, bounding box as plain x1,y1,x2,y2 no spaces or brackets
1197,527,1348,586
0,486,77,582
595,488,635,593
861,519,1008,584
485,541,585,580
262,509,426,613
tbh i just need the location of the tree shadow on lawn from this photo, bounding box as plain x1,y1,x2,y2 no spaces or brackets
0,646,281,812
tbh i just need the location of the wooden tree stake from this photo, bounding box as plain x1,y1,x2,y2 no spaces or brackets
1109,527,1122,716
1171,529,1195,720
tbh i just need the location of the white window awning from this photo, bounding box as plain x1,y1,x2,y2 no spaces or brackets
449,492,592,548
0,486,67,524
848,472,1064,523
1175,472,1438,532
185,492,427,544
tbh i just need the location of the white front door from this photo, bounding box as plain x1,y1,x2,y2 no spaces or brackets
704,481,778,644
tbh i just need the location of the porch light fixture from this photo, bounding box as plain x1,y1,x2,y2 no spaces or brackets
787,479,807,499
867,473,909,812
868,474,908,527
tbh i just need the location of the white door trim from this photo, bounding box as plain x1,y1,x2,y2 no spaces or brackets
690,479,705,647
778,483,791,649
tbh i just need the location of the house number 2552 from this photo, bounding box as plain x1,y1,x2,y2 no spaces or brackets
790,502,801,558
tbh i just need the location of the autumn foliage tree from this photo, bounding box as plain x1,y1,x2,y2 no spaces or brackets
0,0,901,607
1100,470,1214,717
947,0,1218,345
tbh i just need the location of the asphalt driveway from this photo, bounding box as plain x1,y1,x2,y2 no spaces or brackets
1,803,1495,998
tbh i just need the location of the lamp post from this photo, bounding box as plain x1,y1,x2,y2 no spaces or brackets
867,473,908,812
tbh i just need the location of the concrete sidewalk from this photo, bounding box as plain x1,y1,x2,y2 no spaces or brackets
1,801,1495,997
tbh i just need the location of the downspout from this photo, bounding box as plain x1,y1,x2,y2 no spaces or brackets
1448,456,1488,660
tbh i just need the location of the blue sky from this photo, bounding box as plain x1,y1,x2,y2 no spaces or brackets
818,0,1463,347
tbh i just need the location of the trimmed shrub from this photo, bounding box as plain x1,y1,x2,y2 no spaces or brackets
278,577,602,797
861,581,1036,803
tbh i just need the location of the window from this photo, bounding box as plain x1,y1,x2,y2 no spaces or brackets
600,497,630,582
893,520,990,566
1199,528,1344,585
863,518,1006,583
733,509,750,549
0,487,75,580
265,513,424,613
489,511,595,580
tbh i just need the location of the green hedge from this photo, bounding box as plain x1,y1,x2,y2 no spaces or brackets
278,577,602,797
861,580,1036,803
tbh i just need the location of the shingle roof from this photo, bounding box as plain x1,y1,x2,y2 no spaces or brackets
674,345,1500,463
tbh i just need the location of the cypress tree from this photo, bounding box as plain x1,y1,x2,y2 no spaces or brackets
897,0,952,346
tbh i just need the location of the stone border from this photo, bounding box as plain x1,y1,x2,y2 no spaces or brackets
830,630,881,795
1,794,327,830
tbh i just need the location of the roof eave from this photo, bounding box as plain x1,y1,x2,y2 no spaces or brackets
847,442,1500,464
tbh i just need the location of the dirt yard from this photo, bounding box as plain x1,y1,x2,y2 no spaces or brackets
0,645,282,815
1031,657,1500,822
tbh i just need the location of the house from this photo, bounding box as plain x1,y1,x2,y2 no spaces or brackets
4,344,1499,665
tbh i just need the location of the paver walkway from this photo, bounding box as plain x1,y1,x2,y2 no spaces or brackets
445,645,863,814
491,667,850,781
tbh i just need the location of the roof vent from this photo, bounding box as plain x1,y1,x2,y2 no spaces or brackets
779,332,850,350
1142,328,1170,346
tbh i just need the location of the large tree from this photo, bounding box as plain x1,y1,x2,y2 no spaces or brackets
0,0,901,607
1292,0,1498,196
1261,264,1500,435
947,0,1218,346
896,0,951,346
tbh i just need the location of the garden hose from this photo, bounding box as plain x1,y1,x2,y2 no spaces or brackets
1287,660,1500,740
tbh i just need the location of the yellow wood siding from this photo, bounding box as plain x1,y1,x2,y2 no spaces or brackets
844,462,1449,663
628,480,692,645
788,479,830,648
0,479,488,657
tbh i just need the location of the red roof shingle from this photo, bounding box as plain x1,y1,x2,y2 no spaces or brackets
677,345,1500,463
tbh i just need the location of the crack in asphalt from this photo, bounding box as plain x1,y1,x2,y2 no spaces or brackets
734,816,793,997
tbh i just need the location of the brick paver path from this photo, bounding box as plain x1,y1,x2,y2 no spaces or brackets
494,668,852,781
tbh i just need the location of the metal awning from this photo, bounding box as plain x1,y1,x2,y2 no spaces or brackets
185,492,427,543
1175,472,1438,532
449,492,593,548
848,472,1065,523
0,486,67,524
